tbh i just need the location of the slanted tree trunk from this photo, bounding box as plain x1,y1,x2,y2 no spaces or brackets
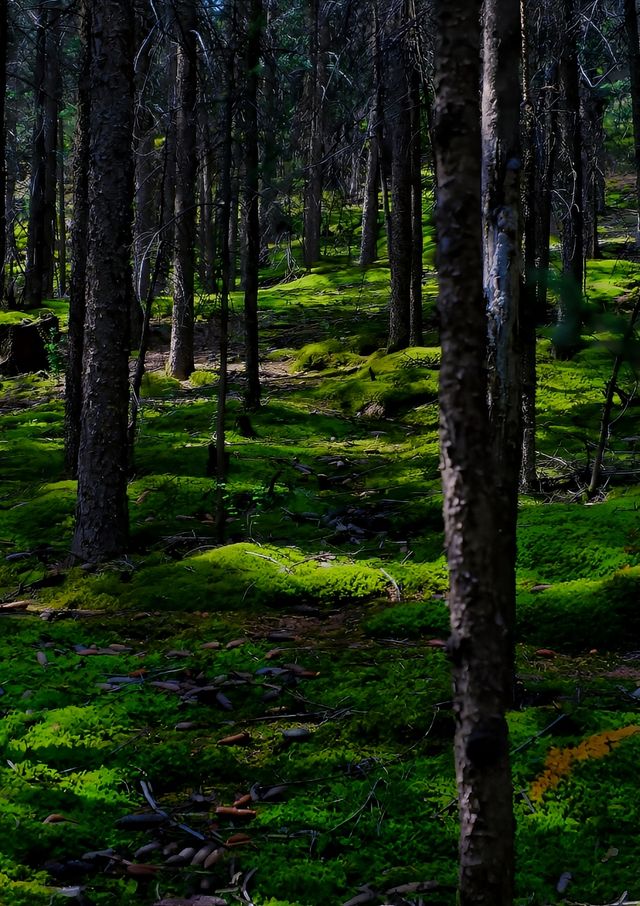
243,0,263,410
433,0,515,901
71,0,135,563
0,0,6,301
24,6,60,308
168,0,198,380
387,1,412,352
624,0,640,246
64,0,91,478
482,0,522,700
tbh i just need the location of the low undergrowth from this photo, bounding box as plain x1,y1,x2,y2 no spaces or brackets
1,239,640,904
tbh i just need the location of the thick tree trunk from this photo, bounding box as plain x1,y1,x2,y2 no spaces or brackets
433,0,515,903
243,0,263,410
168,0,198,380
24,7,59,308
71,0,135,563
64,0,91,478
624,0,640,245
387,2,412,352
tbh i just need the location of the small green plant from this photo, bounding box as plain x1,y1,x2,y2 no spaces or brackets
40,326,63,377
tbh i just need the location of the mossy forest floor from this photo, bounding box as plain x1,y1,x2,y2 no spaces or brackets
2,207,640,906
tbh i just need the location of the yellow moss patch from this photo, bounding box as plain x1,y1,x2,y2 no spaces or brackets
530,725,640,801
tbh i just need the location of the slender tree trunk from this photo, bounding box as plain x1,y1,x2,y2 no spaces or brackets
387,2,412,352
0,0,6,301
303,0,327,268
4,81,18,296
434,0,515,901
534,63,559,322
24,7,59,308
482,0,522,701
259,1,279,263
200,118,216,292
71,0,135,563
243,0,263,410
156,43,178,294
57,112,67,297
556,0,584,356
64,0,91,478
229,167,239,291
359,102,380,266
409,68,423,347
216,0,237,544
168,0,198,380
624,0,640,245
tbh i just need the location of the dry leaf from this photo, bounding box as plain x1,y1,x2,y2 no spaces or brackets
224,833,252,847
202,847,226,868
535,648,557,658
201,641,221,650
218,731,252,747
215,806,257,819
226,638,248,650
42,813,75,824
36,650,48,667
126,863,160,877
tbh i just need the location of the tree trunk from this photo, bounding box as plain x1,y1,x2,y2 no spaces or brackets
433,0,515,902
482,0,522,702
168,0,198,380
556,0,584,356
57,112,67,297
4,79,19,294
156,42,178,294
132,0,157,346
582,86,605,260
387,2,412,353
359,103,380,266
303,0,327,268
64,0,91,478
71,0,135,563
24,6,59,308
624,0,640,246
243,0,263,410
0,0,6,301
409,67,423,347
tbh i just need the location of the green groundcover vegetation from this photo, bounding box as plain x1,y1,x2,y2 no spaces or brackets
2,202,640,905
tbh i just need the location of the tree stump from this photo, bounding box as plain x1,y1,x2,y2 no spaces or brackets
0,314,60,375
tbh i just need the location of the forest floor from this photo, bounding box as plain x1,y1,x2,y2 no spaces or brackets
2,206,640,905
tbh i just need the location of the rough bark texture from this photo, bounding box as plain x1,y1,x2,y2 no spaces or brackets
481,0,522,700
24,7,59,308
433,1,515,903
64,0,91,478
624,0,640,245
387,1,412,352
57,113,67,297
243,0,263,410
169,0,198,379
71,0,134,563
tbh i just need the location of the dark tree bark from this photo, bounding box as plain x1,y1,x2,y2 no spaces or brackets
131,0,157,345
71,0,135,563
386,1,412,352
64,0,91,478
581,86,605,260
409,67,423,347
303,0,327,268
624,0,640,245
168,0,198,380
24,6,60,308
156,41,178,294
556,0,584,355
0,0,6,301
57,112,67,297
482,0,522,701
243,0,263,410
433,0,515,902
4,79,19,294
